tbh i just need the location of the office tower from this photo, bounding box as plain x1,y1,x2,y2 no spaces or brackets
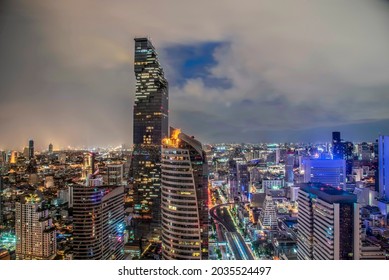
107,164,124,186
332,131,341,145
303,159,346,190
259,195,278,230
378,135,389,201
28,139,34,159
15,194,56,260
48,143,53,154
132,37,168,238
161,128,208,260
332,131,344,160
10,151,17,164
297,183,361,260
285,152,294,186
82,152,95,179
228,159,239,201
73,175,125,260
237,163,250,200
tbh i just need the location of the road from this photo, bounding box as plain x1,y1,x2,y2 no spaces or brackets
210,204,255,260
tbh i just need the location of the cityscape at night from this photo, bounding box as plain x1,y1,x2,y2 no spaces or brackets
1,1,389,262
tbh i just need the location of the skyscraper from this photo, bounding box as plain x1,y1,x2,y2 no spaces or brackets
106,164,124,186
48,143,53,154
161,128,208,260
28,139,34,160
303,159,346,190
82,152,95,180
259,195,278,230
73,175,125,260
15,194,56,260
378,135,389,201
297,183,361,260
131,37,168,238
285,152,295,186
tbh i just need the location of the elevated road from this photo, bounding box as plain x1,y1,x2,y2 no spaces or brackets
210,204,254,260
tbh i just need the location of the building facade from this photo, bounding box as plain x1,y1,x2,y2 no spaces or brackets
303,159,346,190
131,37,169,237
297,184,361,260
161,128,208,260
15,194,56,260
73,176,125,260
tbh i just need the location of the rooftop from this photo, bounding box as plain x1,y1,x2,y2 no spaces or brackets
300,183,357,204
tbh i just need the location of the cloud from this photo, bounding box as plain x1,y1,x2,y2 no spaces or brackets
1,0,389,149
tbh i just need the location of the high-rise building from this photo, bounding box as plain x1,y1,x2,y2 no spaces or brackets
48,143,53,154
73,175,125,260
303,159,346,190
259,195,278,230
82,152,95,179
285,152,295,186
331,132,354,178
106,164,124,186
28,139,34,160
161,128,208,260
131,37,168,238
228,159,238,201
15,194,56,260
297,183,361,260
378,135,389,201
237,163,250,200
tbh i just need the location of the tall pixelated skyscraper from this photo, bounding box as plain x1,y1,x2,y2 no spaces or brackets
48,143,53,154
297,183,361,260
28,139,34,159
73,175,125,260
161,128,208,259
131,37,168,238
15,194,56,259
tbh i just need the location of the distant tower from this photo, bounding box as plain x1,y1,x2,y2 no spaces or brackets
379,135,389,201
28,140,34,159
82,152,95,180
161,128,208,260
131,37,169,238
10,151,17,164
73,175,125,259
48,143,53,154
297,183,361,260
259,195,278,230
332,131,341,145
15,194,56,259
285,152,295,186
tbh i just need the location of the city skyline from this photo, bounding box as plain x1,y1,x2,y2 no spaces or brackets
1,1,389,149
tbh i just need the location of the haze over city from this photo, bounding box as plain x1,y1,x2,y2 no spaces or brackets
1,0,389,150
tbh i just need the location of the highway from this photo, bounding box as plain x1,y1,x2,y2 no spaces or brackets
210,204,255,260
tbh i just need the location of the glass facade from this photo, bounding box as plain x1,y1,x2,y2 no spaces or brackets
132,38,168,236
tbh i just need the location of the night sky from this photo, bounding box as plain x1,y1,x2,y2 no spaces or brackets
1,0,389,150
